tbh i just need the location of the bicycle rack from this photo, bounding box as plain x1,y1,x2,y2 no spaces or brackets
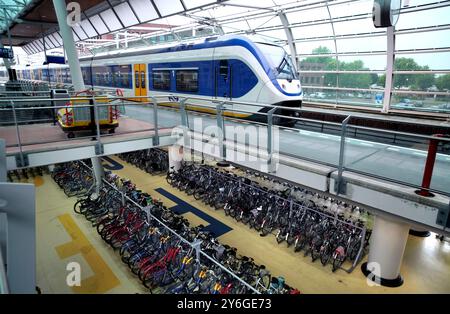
78,160,260,294
191,162,368,273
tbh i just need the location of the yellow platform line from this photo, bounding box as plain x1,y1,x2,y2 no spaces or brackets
55,214,120,294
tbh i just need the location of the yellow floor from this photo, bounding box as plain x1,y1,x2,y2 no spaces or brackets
30,157,450,294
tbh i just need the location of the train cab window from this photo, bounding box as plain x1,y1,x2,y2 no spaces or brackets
152,70,170,90
176,70,198,92
219,60,228,78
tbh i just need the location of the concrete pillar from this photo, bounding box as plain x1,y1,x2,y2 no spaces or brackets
361,215,409,287
53,0,104,192
409,227,431,237
168,145,183,172
92,157,104,193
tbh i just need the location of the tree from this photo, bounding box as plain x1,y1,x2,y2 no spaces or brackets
436,74,450,91
393,57,435,90
301,47,375,88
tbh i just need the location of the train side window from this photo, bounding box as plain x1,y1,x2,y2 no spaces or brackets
176,70,198,92
135,72,139,88
152,70,171,90
121,65,130,88
140,71,146,89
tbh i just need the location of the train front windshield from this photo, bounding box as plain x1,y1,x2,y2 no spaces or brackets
256,43,298,81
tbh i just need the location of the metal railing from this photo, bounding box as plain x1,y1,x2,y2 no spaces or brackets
1,93,449,198
78,160,261,294
0,247,8,294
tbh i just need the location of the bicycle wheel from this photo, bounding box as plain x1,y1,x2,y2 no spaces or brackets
73,199,85,214
193,188,204,200
332,254,345,272
320,246,332,266
311,248,320,262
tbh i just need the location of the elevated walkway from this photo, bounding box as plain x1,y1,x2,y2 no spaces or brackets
1,95,449,237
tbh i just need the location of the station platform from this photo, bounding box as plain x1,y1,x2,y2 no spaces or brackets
1,116,161,155
28,156,450,293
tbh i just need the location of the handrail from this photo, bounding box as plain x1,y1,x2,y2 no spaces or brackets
1,94,449,142
0,244,8,294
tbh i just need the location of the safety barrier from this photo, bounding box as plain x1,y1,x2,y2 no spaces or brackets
1,93,449,199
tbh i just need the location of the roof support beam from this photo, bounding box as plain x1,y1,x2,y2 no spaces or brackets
20,19,58,27
278,10,298,72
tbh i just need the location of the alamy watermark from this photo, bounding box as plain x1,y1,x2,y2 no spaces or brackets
170,117,280,172
66,261,81,287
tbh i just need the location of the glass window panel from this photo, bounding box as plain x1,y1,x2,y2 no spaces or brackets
129,0,159,22
176,70,199,92
152,70,171,90
338,55,387,71
287,7,330,23
72,30,80,41
396,30,450,50
80,19,97,37
209,6,250,18
52,32,63,45
89,15,109,34
247,15,282,30
336,72,380,88
291,24,334,40
43,36,54,49
299,55,338,71
336,36,387,52
34,39,44,51
337,90,384,108
302,87,337,104
329,0,373,18
391,92,450,113
48,34,60,47
296,40,336,54
115,2,139,26
153,0,184,16
396,7,450,30
256,29,287,41
394,52,450,71
183,0,214,9
392,73,439,91
333,18,383,36
221,20,250,32
100,9,122,31
72,24,87,40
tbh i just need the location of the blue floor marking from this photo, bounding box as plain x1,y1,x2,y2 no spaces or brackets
155,188,233,238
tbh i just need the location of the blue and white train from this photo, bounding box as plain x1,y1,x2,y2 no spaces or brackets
4,35,303,122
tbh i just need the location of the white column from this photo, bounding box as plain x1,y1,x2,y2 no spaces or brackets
363,215,409,287
278,11,298,72
92,157,104,193
52,0,85,92
382,26,395,113
168,145,183,172
53,0,104,191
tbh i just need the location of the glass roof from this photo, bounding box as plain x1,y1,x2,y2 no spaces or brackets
9,0,450,114
0,0,32,32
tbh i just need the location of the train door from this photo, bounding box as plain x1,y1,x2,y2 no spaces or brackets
134,64,147,102
215,59,232,100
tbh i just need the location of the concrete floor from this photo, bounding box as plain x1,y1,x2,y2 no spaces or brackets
29,157,450,293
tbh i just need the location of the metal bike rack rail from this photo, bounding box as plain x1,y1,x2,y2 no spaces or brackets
78,160,261,294
185,161,367,273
